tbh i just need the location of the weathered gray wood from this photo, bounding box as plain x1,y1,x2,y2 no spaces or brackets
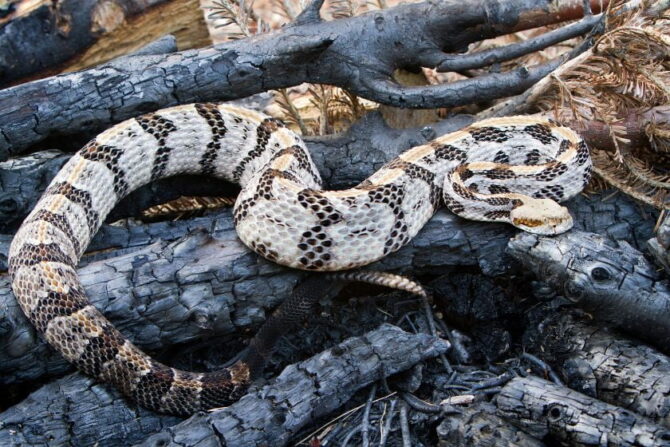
0,324,449,447
496,376,670,447
137,324,449,447
0,0,604,158
0,188,657,385
507,230,670,351
0,208,502,386
524,311,670,427
436,402,546,447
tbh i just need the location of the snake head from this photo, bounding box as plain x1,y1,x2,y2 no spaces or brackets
509,198,573,235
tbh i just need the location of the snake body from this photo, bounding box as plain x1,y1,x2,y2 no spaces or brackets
9,103,591,415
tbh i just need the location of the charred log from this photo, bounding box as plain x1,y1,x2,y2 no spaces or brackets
524,310,670,427
0,0,608,159
436,402,546,447
496,376,670,447
507,230,670,351
0,0,210,88
0,208,504,385
0,184,657,385
0,324,449,447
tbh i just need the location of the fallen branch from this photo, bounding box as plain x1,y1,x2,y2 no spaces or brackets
436,402,545,447
523,310,670,427
0,324,449,447
496,376,670,447
139,324,448,447
0,373,181,447
0,112,473,233
0,208,505,385
0,184,657,385
0,0,210,87
0,0,607,158
507,230,670,351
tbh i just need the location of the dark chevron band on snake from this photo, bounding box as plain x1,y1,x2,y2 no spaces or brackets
9,103,591,415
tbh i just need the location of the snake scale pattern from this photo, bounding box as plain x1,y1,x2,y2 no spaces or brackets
9,103,591,415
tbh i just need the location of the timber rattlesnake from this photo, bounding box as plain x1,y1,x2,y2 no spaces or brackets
9,104,591,415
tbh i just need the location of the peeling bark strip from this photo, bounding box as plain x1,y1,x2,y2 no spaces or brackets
496,376,670,447
0,325,448,447
137,324,448,447
0,0,608,159
507,230,670,352
524,311,670,428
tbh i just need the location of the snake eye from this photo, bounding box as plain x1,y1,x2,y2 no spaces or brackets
590,266,611,282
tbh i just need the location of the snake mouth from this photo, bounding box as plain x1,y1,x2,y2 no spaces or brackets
512,217,544,228
511,215,573,235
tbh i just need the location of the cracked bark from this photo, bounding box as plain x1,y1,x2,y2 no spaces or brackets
0,0,211,87
0,0,607,159
0,111,473,233
0,206,501,385
436,402,546,447
495,376,670,447
0,324,449,447
0,190,656,386
507,230,670,352
0,181,656,386
523,311,670,428
137,324,449,447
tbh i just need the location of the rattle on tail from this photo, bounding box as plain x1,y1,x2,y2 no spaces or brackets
8,104,591,415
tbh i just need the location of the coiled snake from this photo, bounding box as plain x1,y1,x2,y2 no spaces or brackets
9,104,591,415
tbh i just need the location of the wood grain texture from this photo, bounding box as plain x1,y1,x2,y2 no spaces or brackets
496,376,670,447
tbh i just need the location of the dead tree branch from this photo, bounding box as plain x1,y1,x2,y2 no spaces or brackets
0,0,607,159
0,208,504,385
507,230,670,351
0,112,473,232
496,376,670,447
0,325,448,447
138,324,449,447
0,373,182,447
0,0,209,88
524,311,670,427
0,189,655,385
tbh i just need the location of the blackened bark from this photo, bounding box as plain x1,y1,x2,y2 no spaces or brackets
0,324,448,447
436,402,546,446
507,230,670,351
524,311,670,427
0,188,656,385
0,0,208,87
496,376,670,447
0,208,504,385
0,0,607,159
